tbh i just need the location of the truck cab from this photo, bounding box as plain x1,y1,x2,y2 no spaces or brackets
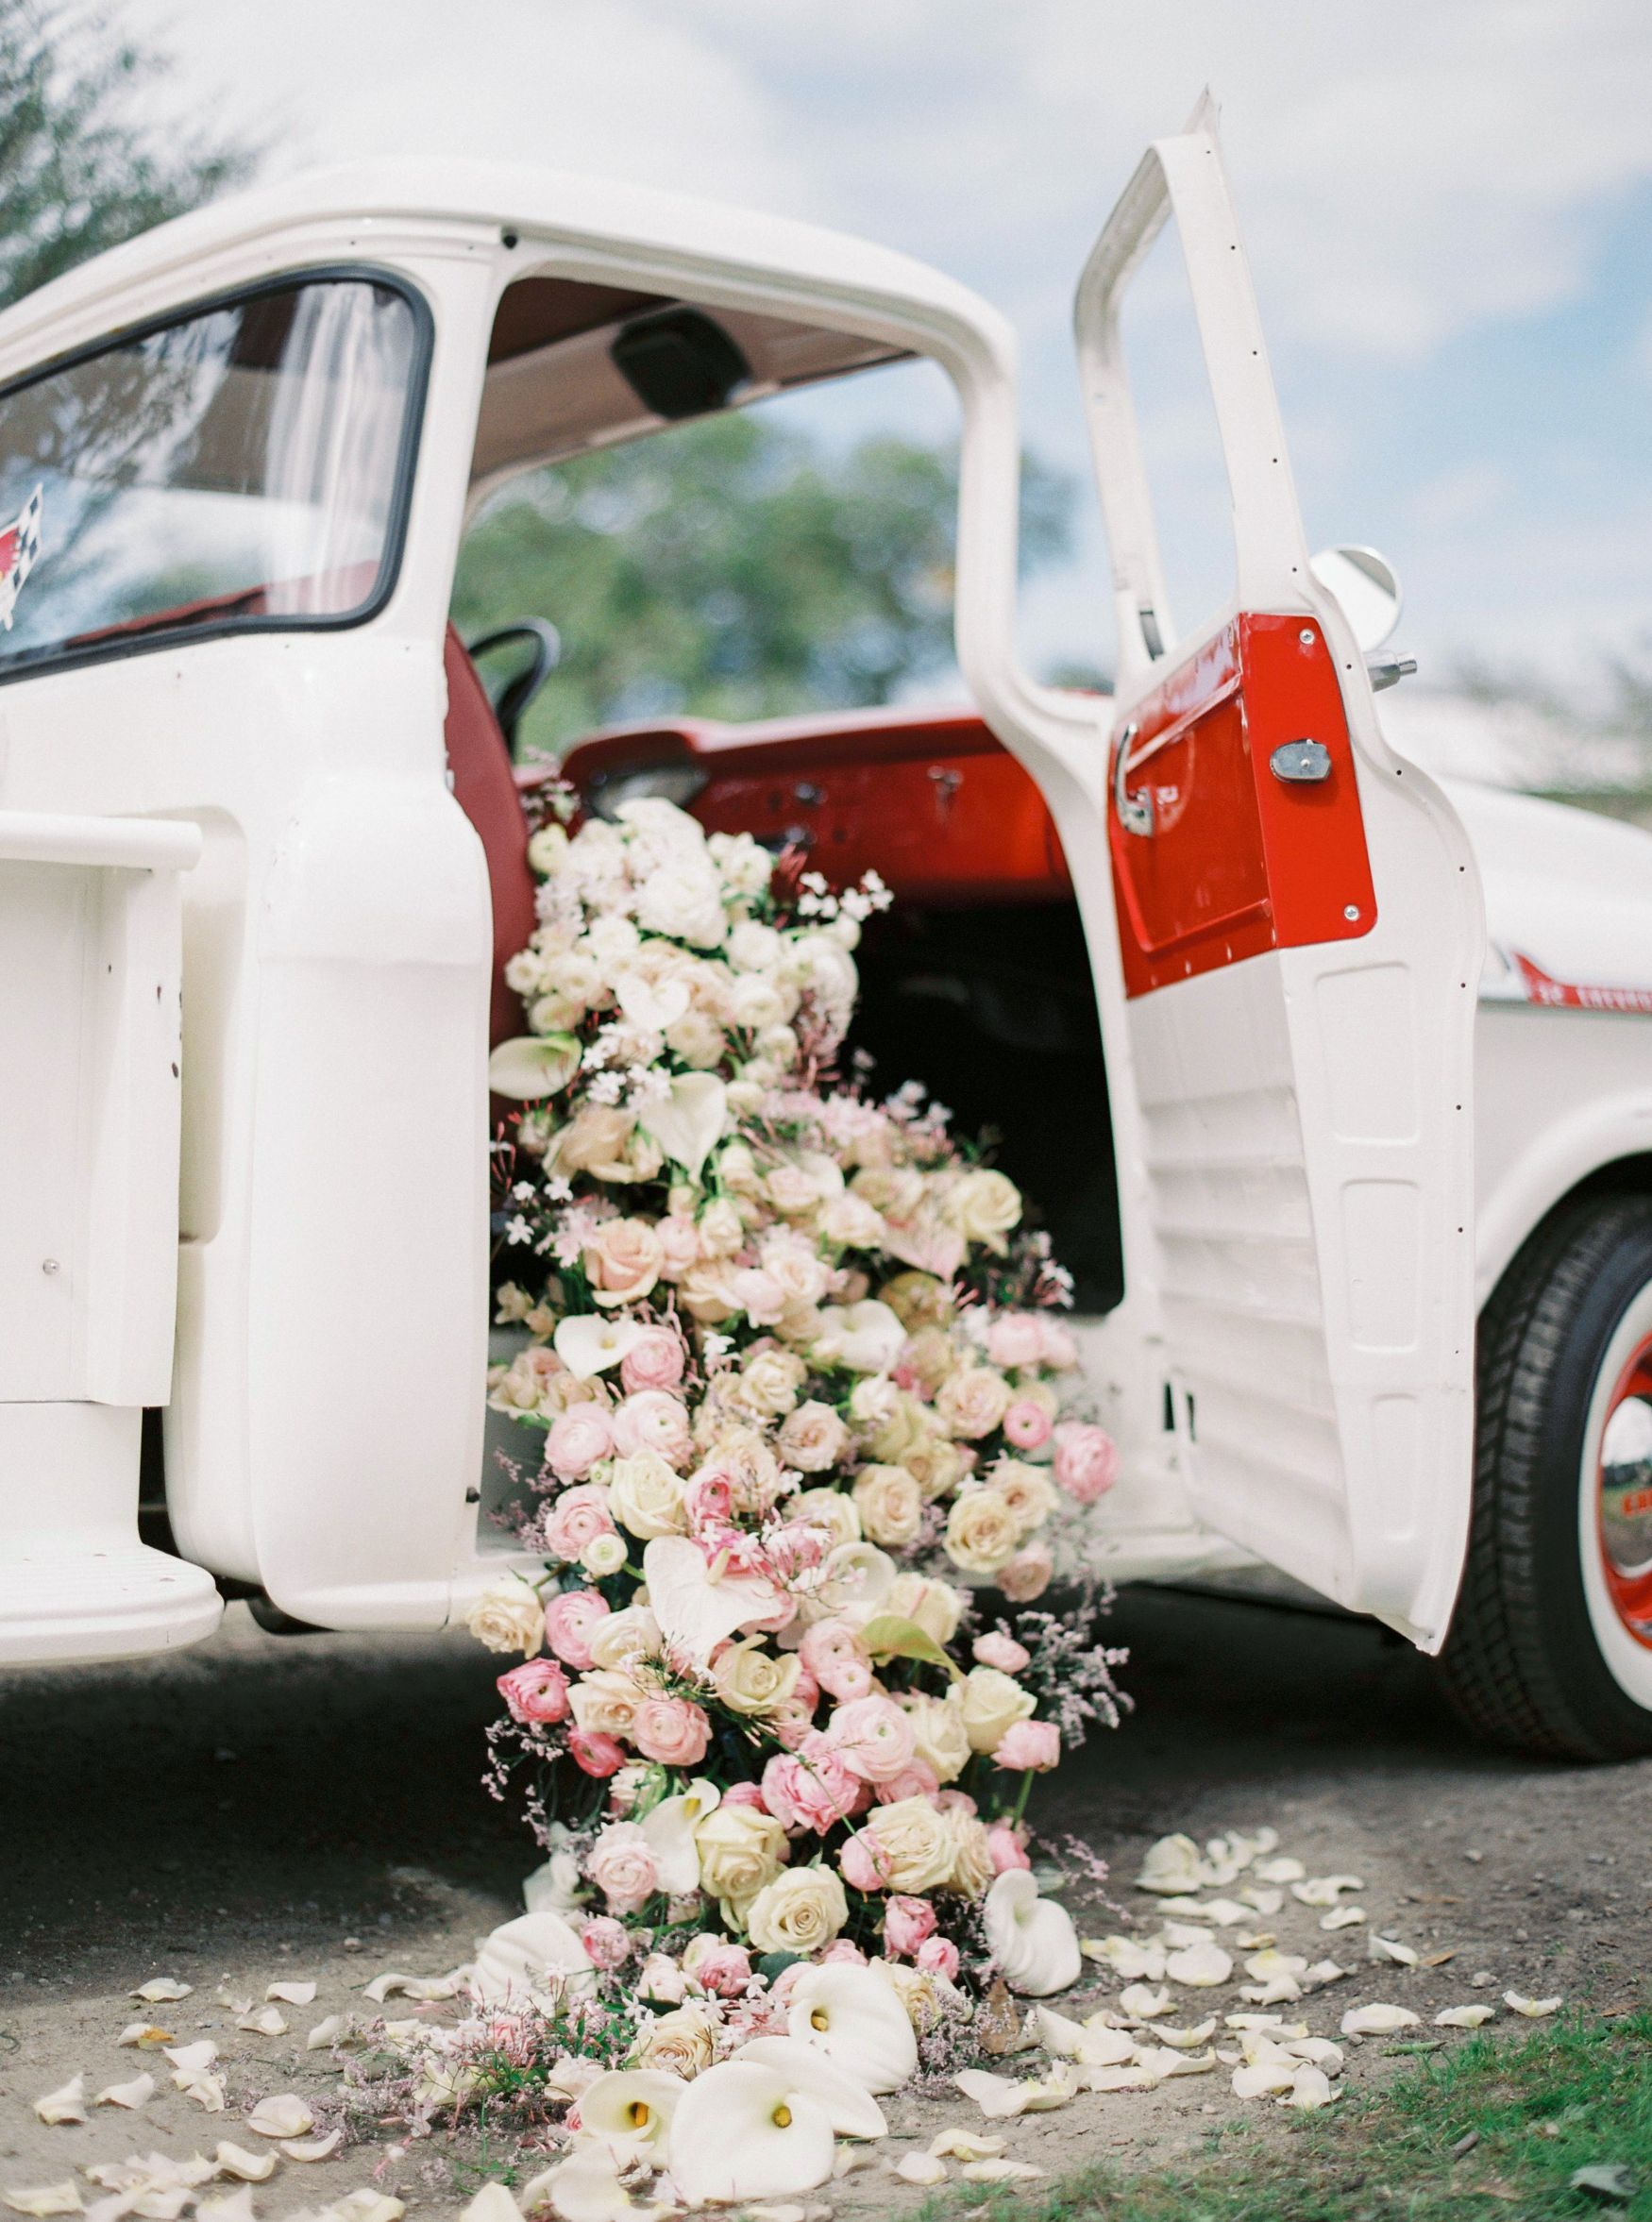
1,116,1644,1760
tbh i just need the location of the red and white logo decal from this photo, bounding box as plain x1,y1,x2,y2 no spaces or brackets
1513,952,1652,1017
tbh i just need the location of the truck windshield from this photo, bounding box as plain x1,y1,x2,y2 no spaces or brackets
0,274,424,675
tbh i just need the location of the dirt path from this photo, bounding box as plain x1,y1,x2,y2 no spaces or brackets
1,1588,1645,2213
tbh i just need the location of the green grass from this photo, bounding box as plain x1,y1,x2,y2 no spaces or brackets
916,2012,1652,2222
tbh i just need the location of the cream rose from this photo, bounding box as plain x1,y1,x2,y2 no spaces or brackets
861,1796,956,1894
948,1168,1023,1253
936,1365,1013,1441
665,1008,726,1069
899,1691,970,1784
744,1866,849,1956
991,1458,1060,1536
945,1810,995,1899
790,1488,862,1552
582,1218,666,1307
960,1664,1037,1755
885,1573,966,1647
851,1463,924,1549
607,1452,690,1540
696,1802,788,1917
865,1389,935,1466
631,2003,717,2077
729,1346,807,1423
697,1198,746,1257
778,1400,850,1473
710,1638,801,1718
586,1605,663,1673
466,1574,545,1658
568,1667,645,1740
944,1486,1021,1575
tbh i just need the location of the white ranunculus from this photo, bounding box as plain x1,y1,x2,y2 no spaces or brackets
667,2062,834,2206
727,918,784,973
983,1871,1082,1997
785,1964,919,2095
615,796,707,852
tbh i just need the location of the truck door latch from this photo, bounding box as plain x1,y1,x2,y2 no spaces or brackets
1270,738,1333,784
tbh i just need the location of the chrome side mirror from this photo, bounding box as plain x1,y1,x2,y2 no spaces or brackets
1308,544,1403,654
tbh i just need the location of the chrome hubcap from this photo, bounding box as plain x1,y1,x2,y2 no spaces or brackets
1597,1341,1652,1648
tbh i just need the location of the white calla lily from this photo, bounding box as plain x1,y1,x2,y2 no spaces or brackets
639,1072,726,1179
985,1871,1081,1998
667,2062,835,2206
639,1780,720,1896
732,2037,888,2139
786,1965,918,2095
642,1536,783,1669
488,1034,582,1101
554,1314,648,1381
574,2069,683,2156
471,1911,595,2006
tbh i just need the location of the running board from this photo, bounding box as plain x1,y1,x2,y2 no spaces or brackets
0,1539,221,1665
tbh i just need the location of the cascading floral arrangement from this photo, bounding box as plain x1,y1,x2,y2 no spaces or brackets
455,787,1125,2193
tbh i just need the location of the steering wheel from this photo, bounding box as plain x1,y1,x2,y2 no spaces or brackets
466,618,561,751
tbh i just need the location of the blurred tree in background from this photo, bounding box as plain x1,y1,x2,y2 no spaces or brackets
452,410,1073,757
0,0,251,309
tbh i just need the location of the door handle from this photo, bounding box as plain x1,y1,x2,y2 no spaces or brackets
1113,722,1154,836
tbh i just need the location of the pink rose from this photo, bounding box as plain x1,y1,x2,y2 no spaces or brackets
873,1759,940,1805
583,1216,665,1305
497,1658,571,1725
721,1782,770,1812
836,1828,894,1893
1053,1422,1119,1504
998,1541,1054,1602
580,1915,632,1969
544,1588,611,1671
826,1695,919,1784
683,1473,735,1531
545,1403,615,1481
691,1942,752,1996
542,1484,617,1564
987,1312,1047,1371
568,1727,628,1777
992,1718,1061,1772
884,1894,937,1958
1003,1399,1053,1453
612,1390,693,1470
655,1214,702,1279
917,1935,961,1980
820,1939,868,1965
620,1325,687,1395
762,1744,861,1834
986,1822,1032,1873
972,1631,1031,1675
800,1619,874,1704
632,1694,711,1769
585,1822,658,1913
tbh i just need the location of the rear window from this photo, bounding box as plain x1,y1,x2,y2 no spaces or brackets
0,272,426,676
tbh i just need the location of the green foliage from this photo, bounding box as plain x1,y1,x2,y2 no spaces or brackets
0,0,253,310
451,409,1072,757
917,2012,1652,2221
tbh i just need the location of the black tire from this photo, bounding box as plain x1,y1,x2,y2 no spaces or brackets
1437,1193,1652,1760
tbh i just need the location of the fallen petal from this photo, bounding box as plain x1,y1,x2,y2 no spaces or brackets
1239,1887,1285,1915
195,2193,259,2222
888,2155,947,2186
93,2075,155,2111
175,2072,227,2113
210,2146,277,2183
279,2131,344,2163
1253,1858,1306,1885
1282,2065,1340,2110
163,2043,218,2075
245,2095,314,2139
1118,1983,1174,2020
928,2129,1006,2161
952,2069,1027,2119
1155,2019,1219,2050
1504,1993,1563,2018
130,1979,192,2003
461,2190,526,2222
1368,1937,1419,1967
1435,2005,1496,2029
1,2187,82,2217
235,2007,288,2036
1081,2063,1158,2091
960,2161,1044,2183
1302,1961,1350,1989
116,2027,173,2050
31,2079,87,2128
265,1981,317,2006
305,2015,348,2050
1340,2004,1421,2036
1167,1940,1232,1987
1135,1833,1207,1894
1321,1907,1367,1930
330,2195,408,2222
1233,2059,1297,2098
1136,2046,1217,2080
1290,1876,1364,1907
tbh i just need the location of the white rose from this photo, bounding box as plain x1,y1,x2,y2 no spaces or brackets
947,1169,1023,1254
608,1452,690,1540
583,913,641,968
944,1488,1021,1576
587,1605,663,1673
790,1488,862,1551
729,1347,807,1422
728,972,786,1032
634,861,727,950
568,1667,644,1739
727,918,784,973
745,1866,849,1956
899,1691,970,1784
851,1463,924,1549
708,829,773,896
959,1664,1037,1754
466,1574,544,1657
695,1802,789,1916
885,1573,966,1647
631,2003,717,2077
665,1007,726,1068
789,933,859,1010
992,1458,1059,1536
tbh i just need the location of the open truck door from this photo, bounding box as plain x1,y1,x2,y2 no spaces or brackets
1073,100,1484,1646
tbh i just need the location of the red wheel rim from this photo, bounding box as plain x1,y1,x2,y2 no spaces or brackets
1597,1334,1652,1648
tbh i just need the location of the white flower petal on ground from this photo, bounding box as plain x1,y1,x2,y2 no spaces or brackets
265,1980,316,2006
1016,2064,1082,2112
1302,1961,1350,1990
1504,1993,1563,2018
162,2043,217,2075
488,1034,582,1101
235,2006,288,2036
1225,2012,1298,2031
1232,2052,1300,2099
1436,2005,1496,2028
1239,1886,1285,1915
1161,1920,1213,1949
1030,2004,1087,2058
176,2071,227,2113
245,2094,314,2139
1,2184,82,2215
530,2149,666,2222
985,1871,1082,1997
330,2194,408,2222
1155,2019,1219,2050
93,2074,154,2110
1243,1949,1306,1982
1240,1978,1304,2007
30,2079,86,2127
553,1315,648,1382
362,1969,465,2004
1340,2004,1421,2036
1118,1983,1174,2020
279,2130,344,2163
888,2154,948,2186
1290,1877,1364,1907
130,1978,192,2003
1321,1907,1366,1930
733,2040,887,2139
929,2129,1007,2161
576,2070,684,2155
1135,1835,1207,1895
1252,1858,1306,1885
1137,2046,1217,2081
1282,2065,1340,2110
210,2146,278,2183
1081,1937,1167,1983
640,1073,727,1181
306,2014,351,2050
471,1913,595,2008
643,1535,784,1671
197,2190,261,2222
961,2161,1045,2183
215,1989,253,2014
1368,1937,1419,1967
1071,2023,1139,2067
1082,2063,1159,2092
116,2025,172,2049
667,2062,834,2207
952,2070,1029,2119
461,2188,526,2222
1166,1940,1232,1988
1284,2039,1345,2074
786,1965,917,2096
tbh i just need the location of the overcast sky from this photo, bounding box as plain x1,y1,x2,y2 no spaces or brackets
120,0,1652,693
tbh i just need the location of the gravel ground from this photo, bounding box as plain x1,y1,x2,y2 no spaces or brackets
1,1586,1647,2215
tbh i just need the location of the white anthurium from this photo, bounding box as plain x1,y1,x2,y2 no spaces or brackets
30,2079,87,2126
813,1298,906,1375
1340,2003,1420,2036
575,2069,684,2157
667,2061,835,2207
0,2185,82,2216
639,1779,720,1896
1118,1982,1174,2020
245,2094,314,2139
1166,1939,1232,1987
816,1541,897,1626
732,2038,888,2140
642,1536,784,1670
1436,2005,1495,2028
554,1314,649,1381
639,1072,727,1180
615,973,691,1035
472,1911,596,2007
1504,1992,1563,2018
489,1034,582,1102
786,1964,918,2096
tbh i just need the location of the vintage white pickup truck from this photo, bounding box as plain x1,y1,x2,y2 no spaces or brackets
0,103,1647,1761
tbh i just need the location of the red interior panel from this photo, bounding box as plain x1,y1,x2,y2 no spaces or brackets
443,626,536,1047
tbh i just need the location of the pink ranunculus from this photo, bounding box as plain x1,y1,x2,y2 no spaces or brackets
496,1658,571,1725
987,1311,1048,1371
825,1695,919,1785
820,1939,868,1965
631,1694,711,1769
620,1325,687,1395
544,1403,615,1481
721,1781,770,1813
917,1934,961,1980
884,1894,937,1958
541,1484,617,1565
836,1827,894,1893
568,1727,628,1778
655,1214,702,1280
1053,1421,1120,1504
971,1630,1032,1675
799,1619,874,1705
992,1718,1062,1773
1040,1321,1080,1372
1003,1398,1054,1453
986,1821,1032,1873
683,1472,735,1532
934,1788,979,1816
611,1390,694,1470
998,1540,1054,1602
692,1942,753,1996
580,1915,632,1969
544,1588,611,1671
585,1822,658,1913
766,1698,816,1751
788,1659,821,1713
762,1743,861,1834
873,1759,941,1805
731,1267,787,1326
